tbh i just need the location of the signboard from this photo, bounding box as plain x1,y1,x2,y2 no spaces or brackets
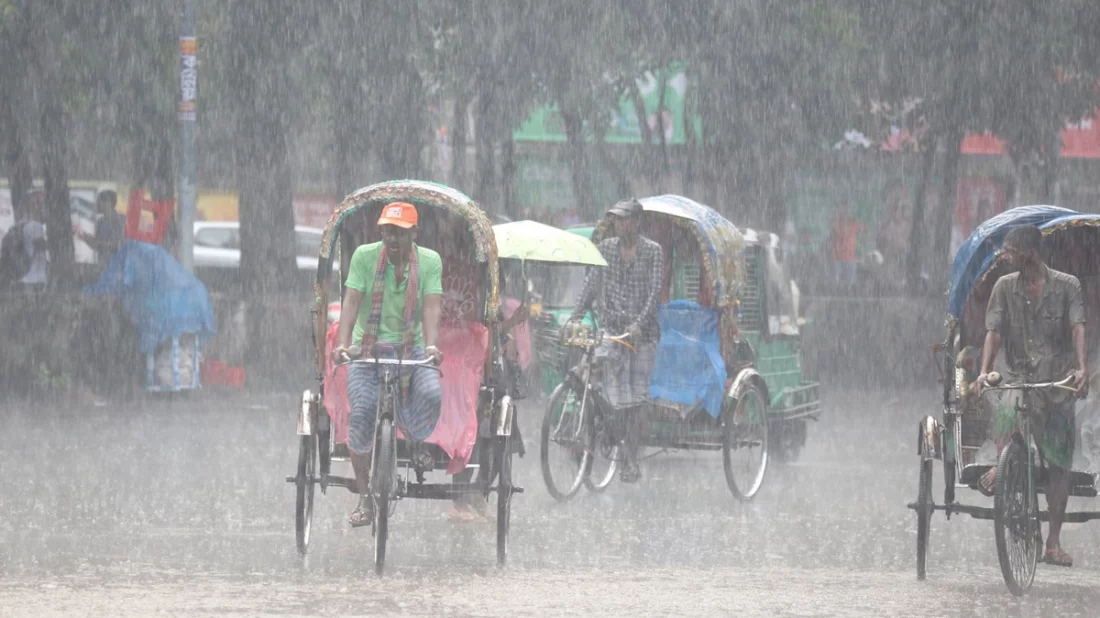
961,109,1100,159
179,37,197,121
514,64,701,145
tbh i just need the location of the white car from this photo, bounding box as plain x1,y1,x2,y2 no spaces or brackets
193,221,322,272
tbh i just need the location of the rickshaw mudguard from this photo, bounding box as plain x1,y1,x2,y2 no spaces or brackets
917,415,942,461
493,395,514,437
726,368,770,412
297,389,320,436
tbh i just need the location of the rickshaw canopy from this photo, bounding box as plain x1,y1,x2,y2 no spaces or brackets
947,205,1075,318
593,195,745,307
493,220,608,266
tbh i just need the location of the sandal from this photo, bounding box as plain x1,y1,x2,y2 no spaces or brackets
977,468,996,497
349,497,374,528
1043,547,1073,567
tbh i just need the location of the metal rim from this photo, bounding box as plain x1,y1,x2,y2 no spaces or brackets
540,383,591,501
295,435,315,556
723,385,769,501
994,441,1038,596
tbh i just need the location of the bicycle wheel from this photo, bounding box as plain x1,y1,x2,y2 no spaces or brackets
294,434,316,556
373,418,396,576
722,383,769,501
994,440,1038,596
540,382,592,501
916,458,933,580
495,427,514,567
584,408,619,492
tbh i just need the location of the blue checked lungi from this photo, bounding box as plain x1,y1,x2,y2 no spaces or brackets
346,347,442,454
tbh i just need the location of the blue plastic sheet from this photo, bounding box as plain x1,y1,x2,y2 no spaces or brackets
83,240,217,354
649,300,726,418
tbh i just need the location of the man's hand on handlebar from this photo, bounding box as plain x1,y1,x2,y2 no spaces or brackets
332,346,354,365
625,322,641,342
1072,368,1089,397
425,345,444,366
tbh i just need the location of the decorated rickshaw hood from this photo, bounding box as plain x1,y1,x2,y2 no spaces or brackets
594,194,745,307
947,205,1077,318
317,179,500,317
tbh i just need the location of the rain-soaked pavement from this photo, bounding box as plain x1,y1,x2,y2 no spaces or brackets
3,388,1100,617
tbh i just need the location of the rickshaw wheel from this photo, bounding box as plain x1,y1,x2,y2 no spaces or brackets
295,434,316,556
916,459,933,580
540,382,592,502
994,440,1038,596
584,411,619,492
495,424,514,567
373,418,396,576
723,383,769,501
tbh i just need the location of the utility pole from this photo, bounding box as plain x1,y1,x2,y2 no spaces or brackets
178,0,197,271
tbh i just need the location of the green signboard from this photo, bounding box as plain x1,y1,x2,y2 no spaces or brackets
513,64,701,145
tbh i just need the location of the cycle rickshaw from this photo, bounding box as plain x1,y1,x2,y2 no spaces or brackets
540,195,821,502
912,205,1100,594
287,180,521,574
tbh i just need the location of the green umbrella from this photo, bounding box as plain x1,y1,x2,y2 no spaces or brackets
492,220,608,266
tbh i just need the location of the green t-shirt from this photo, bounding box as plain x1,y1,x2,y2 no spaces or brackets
345,242,443,348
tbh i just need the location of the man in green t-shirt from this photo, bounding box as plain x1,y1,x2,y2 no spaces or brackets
332,202,444,528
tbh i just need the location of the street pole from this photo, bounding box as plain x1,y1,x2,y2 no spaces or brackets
178,0,197,272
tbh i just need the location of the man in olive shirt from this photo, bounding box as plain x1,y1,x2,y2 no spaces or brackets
976,225,1088,567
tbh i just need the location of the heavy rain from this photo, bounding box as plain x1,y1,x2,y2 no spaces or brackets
2,1,1100,616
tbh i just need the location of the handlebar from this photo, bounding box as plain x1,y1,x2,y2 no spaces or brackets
982,372,1076,393
335,344,441,370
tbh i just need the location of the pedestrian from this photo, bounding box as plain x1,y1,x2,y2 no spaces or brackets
80,186,126,264
0,191,48,291
828,202,863,291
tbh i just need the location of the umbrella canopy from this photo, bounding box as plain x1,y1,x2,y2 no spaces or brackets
493,220,608,266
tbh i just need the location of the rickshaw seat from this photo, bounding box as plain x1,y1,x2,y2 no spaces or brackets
321,319,487,474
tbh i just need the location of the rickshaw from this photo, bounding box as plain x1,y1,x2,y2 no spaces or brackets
912,205,1100,594
540,195,822,502
287,180,521,575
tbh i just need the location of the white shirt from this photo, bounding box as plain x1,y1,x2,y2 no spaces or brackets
20,220,48,284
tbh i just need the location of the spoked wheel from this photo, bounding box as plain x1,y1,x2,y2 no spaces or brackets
722,382,769,501
994,440,1039,596
372,418,396,576
916,458,933,580
540,382,592,501
584,410,619,492
295,434,316,556
495,419,515,567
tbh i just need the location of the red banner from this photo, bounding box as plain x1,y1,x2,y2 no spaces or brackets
961,109,1100,158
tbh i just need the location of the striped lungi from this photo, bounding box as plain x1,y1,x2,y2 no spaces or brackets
346,347,442,454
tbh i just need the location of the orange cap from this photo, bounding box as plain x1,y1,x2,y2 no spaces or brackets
377,202,418,229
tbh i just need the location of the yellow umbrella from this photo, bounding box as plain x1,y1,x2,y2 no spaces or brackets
492,220,608,266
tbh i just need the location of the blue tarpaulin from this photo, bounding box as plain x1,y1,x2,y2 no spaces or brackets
947,205,1075,318
83,240,216,354
649,300,726,418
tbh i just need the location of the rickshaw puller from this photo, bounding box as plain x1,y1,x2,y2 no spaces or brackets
974,225,1088,568
565,198,664,483
333,202,445,527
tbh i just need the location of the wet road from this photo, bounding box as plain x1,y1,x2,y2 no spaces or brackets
3,388,1100,617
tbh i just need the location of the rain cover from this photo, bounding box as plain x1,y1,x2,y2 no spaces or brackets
649,300,726,418
83,240,216,354
947,205,1074,318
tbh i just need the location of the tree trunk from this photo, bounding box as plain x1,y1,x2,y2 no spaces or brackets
231,0,297,367
654,70,671,189
1,93,33,220
1040,126,1061,203
561,107,592,219
907,135,937,294
451,94,469,189
475,87,497,206
500,133,517,220
40,97,74,289
933,126,964,286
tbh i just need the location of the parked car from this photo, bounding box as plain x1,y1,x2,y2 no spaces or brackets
193,221,322,271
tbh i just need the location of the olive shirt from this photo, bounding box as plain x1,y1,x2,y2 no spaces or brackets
985,265,1085,386
344,242,443,349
